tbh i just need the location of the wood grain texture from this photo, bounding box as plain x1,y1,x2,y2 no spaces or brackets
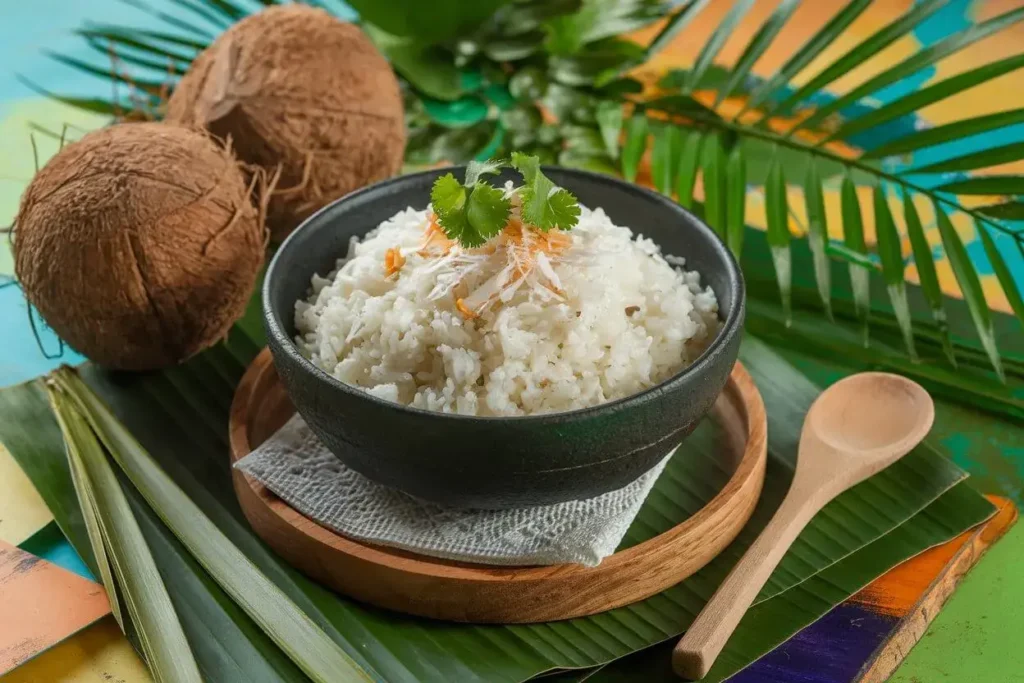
229,348,768,623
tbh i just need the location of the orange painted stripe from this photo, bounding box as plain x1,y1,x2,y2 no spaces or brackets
851,496,1016,618
0,540,111,675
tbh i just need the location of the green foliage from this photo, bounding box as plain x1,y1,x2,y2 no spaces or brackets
625,0,1024,378
44,0,1024,381
934,204,1005,383
51,369,374,683
0,330,995,683
349,0,512,43
49,385,202,683
764,154,791,324
840,172,870,346
725,143,747,259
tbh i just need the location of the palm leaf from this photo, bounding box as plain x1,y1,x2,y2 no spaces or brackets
771,0,946,121
116,0,216,38
725,142,747,259
802,160,832,320
840,172,870,346
16,75,122,115
78,25,207,51
620,0,1024,377
52,368,375,683
793,5,1024,135
935,176,1024,196
764,153,791,324
700,132,727,238
163,0,234,31
907,141,1024,175
199,0,247,22
56,395,125,632
901,191,955,366
864,108,1024,160
933,204,1005,383
650,123,683,194
976,220,1024,332
714,0,799,108
0,320,992,683
976,201,1024,220
45,51,167,95
685,0,755,93
644,0,711,61
595,100,623,158
873,185,917,360
740,0,873,119
41,0,1024,381
48,385,202,683
675,130,703,209
621,112,648,182
828,52,1024,144
79,36,190,76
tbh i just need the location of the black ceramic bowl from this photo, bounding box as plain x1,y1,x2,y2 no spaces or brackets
264,167,744,508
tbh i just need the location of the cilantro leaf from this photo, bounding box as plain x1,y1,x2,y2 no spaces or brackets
431,154,578,248
431,173,467,216
544,189,581,231
511,152,581,231
464,159,504,187
436,204,475,245
510,151,541,184
466,183,511,243
431,172,510,247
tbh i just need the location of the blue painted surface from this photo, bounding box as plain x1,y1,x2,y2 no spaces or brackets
19,522,92,580
729,603,898,683
0,284,85,388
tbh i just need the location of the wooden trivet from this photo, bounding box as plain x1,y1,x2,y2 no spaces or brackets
229,348,767,623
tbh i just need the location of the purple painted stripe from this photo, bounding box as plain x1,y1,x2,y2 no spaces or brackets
727,603,898,683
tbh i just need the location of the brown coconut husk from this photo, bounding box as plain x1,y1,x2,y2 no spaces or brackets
165,5,406,241
14,122,265,371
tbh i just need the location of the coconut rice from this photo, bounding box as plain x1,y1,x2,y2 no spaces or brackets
295,205,720,416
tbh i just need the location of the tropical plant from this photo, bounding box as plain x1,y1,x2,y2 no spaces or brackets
28,0,1024,386
1,334,996,683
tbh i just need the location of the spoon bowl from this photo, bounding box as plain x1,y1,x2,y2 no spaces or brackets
674,372,935,680
807,372,934,456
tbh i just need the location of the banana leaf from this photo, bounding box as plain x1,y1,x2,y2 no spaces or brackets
0,319,990,682
576,481,993,682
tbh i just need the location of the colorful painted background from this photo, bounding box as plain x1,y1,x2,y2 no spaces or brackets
0,1,1022,681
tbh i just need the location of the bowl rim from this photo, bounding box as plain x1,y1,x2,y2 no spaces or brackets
263,165,745,424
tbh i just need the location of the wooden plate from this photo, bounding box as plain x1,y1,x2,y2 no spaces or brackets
229,349,767,623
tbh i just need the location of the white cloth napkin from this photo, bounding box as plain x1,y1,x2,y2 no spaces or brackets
235,415,671,567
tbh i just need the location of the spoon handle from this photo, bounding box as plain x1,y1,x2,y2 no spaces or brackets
673,489,822,679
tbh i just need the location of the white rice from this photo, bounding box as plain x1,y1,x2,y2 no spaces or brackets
294,205,720,416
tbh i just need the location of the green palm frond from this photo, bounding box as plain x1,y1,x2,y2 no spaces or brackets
624,0,1024,379
32,0,1024,384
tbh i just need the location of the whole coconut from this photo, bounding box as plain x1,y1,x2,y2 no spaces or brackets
166,5,406,240
14,122,264,371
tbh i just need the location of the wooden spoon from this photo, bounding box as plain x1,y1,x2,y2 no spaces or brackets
673,372,935,680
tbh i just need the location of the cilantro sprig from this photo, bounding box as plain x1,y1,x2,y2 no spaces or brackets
430,154,580,249
510,152,581,232
430,160,510,248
